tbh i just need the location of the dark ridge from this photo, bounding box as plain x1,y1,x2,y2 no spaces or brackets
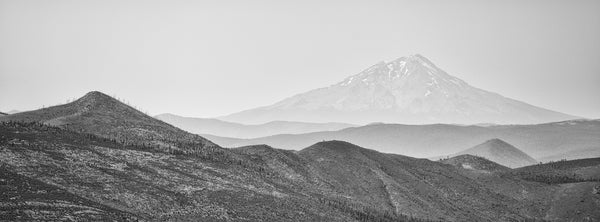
516,157,600,171
0,166,139,221
298,140,376,159
511,157,600,184
0,91,219,153
233,144,275,152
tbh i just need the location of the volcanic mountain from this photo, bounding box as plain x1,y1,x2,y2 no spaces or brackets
220,54,577,125
454,139,537,168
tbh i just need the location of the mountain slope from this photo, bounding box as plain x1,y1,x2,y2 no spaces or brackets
0,166,138,221
1,122,536,221
0,91,217,154
204,119,600,161
1,117,597,221
512,158,600,184
0,122,365,222
509,158,600,220
220,54,577,125
296,141,545,221
454,139,537,168
441,154,511,173
156,113,355,138
2,91,596,221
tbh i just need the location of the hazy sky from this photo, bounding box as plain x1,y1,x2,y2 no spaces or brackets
1,0,599,119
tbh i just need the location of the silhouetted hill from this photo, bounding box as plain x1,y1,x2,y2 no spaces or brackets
441,154,511,173
156,113,355,138
0,91,218,154
454,139,537,168
204,119,600,161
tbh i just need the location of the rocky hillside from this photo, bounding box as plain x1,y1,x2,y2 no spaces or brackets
0,122,365,221
0,166,138,221
297,141,538,221
3,120,600,221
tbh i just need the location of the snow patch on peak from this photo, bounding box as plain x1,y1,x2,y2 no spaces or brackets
340,76,355,86
449,78,462,86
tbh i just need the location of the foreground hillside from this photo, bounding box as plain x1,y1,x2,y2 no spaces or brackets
204,119,600,161
3,121,600,221
0,166,137,221
0,122,364,221
0,122,548,221
297,141,537,221
511,159,600,221
1,91,598,221
441,155,600,221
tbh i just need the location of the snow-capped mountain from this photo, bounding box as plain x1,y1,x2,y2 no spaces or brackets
221,54,578,125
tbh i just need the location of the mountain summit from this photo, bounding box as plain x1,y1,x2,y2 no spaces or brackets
0,91,217,152
221,54,577,125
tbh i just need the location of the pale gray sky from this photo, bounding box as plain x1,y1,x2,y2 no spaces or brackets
1,0,599,118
